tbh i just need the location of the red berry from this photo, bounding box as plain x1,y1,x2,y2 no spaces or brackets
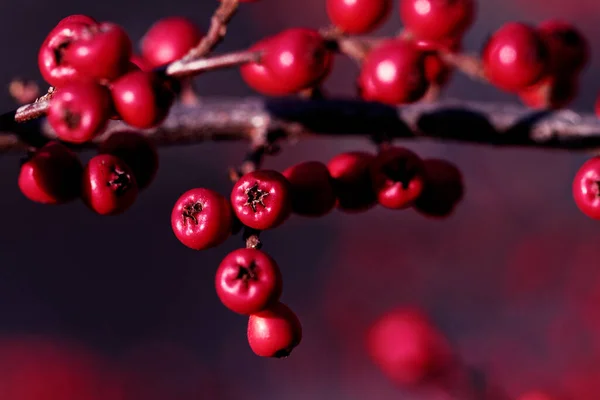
230,170,292,230
482,22,549,93
358,40,429,104
81,154,138,215
63,22,132,82
247,302,302,358
367,308,452,386
327,151,377,212
370,146,426,209
572,157,600,220
518,75,578,110
518,392,555,400
171,188,233,250
38,22,90,87
48,81,112,144
282,161,336,217
56,14,97,28
129,54,152,72
415,39,457,86
538,20,589,77
18,141,83,204
257,28,332,94
98,131,159,190
414,159,464,218
326,0,392,34
110,71,174,129
596,91,600,118
215,248,283,315
240,38,296,96
140,17,203,68
399,0,475,43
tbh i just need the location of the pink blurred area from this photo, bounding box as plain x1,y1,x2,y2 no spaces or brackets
0,0,600,399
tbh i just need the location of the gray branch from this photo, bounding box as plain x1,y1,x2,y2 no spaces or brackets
1,97,599,154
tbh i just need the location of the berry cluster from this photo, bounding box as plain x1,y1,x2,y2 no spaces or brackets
170,148,463,357
20,16,204,214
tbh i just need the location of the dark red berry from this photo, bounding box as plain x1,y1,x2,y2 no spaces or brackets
370,146,426,209
327,151,377,212
482,22,549,93
257,28,332,94
230,170,292,230
81,154,138,215
171,188,232,250
518,75,578,110
18,141,83,204
415,39,457,86
63,22,132,83
47,81,112,144
140,17,203,68
215,248,283,315
38,22,90,87
358,40,429,104
129,54,152,72
110,71,174,129
282,161,336,217
98,131,159,190
326,0,392,34
414,159,464,218
240,37,296,96
399,0,475,43
596,91,600,119
247,302,302,358
367,308,452,386
538,20,589,77
573,157,600,220
56,14,97,28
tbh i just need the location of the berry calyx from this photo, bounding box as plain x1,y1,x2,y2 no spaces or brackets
414,159,464,218
572,157,600,220
247,302,302,358
140,17,203,68
537,20,589,78
47,81,112,144
399,0,475,43
81,154,138,215
171,188,233,250
110,71,174,129
231,170,292,230
18,142,83,205
327,151,377,212
482,22,549,93
282,161,336,217
215,248,283,315
358,40,429,104
370,146,426,209
326,0,392,34
98,131,159,190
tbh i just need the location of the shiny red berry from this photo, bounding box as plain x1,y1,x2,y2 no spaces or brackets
367,308,452,386
63,22,132,82
327,151,376,212
358,40,429,104
326,0,392,34
518,75,578,110
215,248,283,315
370,146,426,209
482,22,549,93
48,81,112,144
38,22,90,87
81,154,138,215
18,141,83,205
538,20,589,77
247,302,302,358
171,188,233,250
282,161,336,217
110,71,174,129
230,170,292,230
399,0,475,42
98,131,159,190
240,38,293,96
414,159,464,218
573,157,600,220
140,17,203,68
257,28,332,94
56,14,97,28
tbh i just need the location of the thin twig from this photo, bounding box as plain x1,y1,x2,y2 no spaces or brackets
167,49,261,78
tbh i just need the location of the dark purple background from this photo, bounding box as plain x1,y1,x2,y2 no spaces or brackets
0,0,599,399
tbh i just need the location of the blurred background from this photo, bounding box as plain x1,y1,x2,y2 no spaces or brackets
0,0,598,399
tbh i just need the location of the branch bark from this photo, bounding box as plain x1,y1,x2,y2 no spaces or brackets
2,97,600,154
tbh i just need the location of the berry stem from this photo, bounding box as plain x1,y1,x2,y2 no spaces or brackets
166,49,261,78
